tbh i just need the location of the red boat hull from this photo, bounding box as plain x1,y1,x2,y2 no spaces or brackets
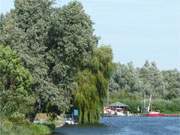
144,113,164,117
144,113,178,117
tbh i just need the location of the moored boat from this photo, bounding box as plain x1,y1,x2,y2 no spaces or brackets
144,111,163,117
144,111,179,117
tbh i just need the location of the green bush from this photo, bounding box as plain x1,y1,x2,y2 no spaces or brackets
151,98,180,114
30,124,52,135
171,98,180,113
151,99,168,112
0,118,53,135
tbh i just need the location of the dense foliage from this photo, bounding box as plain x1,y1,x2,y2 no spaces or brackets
110,61,180,113
0,45,33,116
75,46,113,124
0,0,113,125
1,0,69,114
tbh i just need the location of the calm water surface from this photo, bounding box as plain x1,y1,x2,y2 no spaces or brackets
54,117,180,135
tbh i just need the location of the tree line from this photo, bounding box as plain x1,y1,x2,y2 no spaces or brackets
110,61,180,113
0,0,113,124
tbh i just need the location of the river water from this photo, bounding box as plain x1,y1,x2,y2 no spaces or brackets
54,117,180,135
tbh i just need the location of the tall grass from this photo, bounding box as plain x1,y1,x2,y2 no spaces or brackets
0,118,53,135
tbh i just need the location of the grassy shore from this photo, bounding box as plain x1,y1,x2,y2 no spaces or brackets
0,118,55,135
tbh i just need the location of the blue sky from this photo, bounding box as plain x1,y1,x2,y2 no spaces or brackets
0,0,180,70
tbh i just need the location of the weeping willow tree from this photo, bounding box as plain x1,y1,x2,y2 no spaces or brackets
75,70,100,124
75,46,114,124
91,46,114,108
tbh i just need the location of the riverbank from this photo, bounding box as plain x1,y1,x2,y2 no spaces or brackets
0,118,55,135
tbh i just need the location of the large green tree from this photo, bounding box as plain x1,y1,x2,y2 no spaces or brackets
0,0,55,113
162,70,180,99
0,45,33,116
75,70,100,124
45,1,98,113
110,62,143,93
139,61,165,98
0,0,98,114
75,46,113,124
47,1,97,83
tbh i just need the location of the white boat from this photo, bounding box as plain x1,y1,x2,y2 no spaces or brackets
64,118,75,125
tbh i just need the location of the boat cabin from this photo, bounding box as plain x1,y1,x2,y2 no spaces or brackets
104,102,129,116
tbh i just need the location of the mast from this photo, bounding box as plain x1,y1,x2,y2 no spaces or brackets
143,92,146,113
107,83,110,106
147,94,152,112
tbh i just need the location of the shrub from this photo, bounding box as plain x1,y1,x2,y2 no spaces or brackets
152,98,180,113
0,118,53,135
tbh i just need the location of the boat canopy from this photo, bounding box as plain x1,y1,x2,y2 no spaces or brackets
109,102,128,108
